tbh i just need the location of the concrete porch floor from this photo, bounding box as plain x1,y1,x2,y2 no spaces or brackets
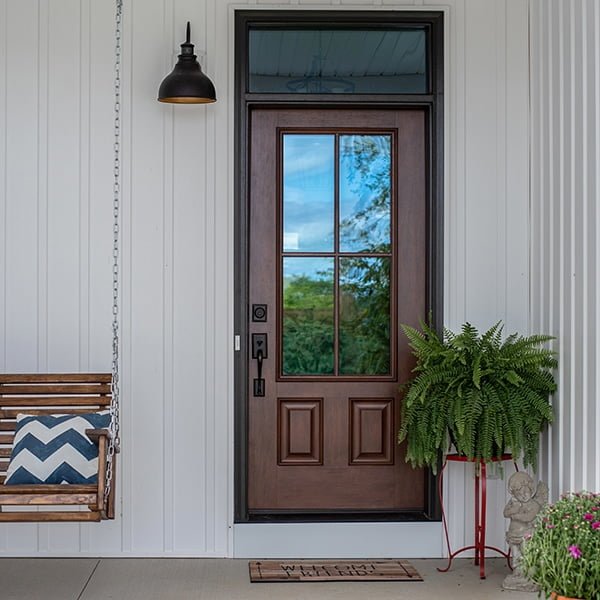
0,558,538,599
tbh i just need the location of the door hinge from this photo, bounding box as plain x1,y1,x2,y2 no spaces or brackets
234,335,241,351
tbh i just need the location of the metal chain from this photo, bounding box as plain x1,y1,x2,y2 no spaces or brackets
105,0,123,506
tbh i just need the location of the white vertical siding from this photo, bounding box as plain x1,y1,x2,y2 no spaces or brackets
441,0,531,557
0,0,529,556
530,0,600,498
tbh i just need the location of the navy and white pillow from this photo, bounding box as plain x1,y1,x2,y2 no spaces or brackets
4,412,110,485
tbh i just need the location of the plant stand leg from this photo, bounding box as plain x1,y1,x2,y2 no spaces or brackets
479,462,486,578
439,457,512,579
475,464,480,566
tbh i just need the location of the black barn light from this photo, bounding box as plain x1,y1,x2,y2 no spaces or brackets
158,22,216,104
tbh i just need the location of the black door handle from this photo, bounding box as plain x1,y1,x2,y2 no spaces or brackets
256,349,264,380
252,333,267,397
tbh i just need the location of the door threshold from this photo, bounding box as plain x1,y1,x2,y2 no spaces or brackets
246,511,435,523
234,521,444,558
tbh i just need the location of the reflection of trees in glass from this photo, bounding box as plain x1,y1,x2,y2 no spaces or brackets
338,135,392,375
340,258,391,375
283,270,334,375
340,135,391,253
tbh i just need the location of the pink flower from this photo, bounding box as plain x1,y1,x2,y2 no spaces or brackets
592,522,600,530
568,545,582,559
546,524,556,529
584,513,594,521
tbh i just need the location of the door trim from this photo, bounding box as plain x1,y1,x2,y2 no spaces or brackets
234,9,444,524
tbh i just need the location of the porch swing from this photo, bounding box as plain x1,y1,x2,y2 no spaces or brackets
0,0,124,523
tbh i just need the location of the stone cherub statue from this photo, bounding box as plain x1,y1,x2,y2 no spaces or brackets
502,471,548,592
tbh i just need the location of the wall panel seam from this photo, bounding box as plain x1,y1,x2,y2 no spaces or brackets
79,0,92,377
545,0,555,496
557,0,565,496
580,0,589,483
595,0,600,492
78,0,92,552
498,0,507,327
122,0,135,553
1,0,6,372
162,0,175,555
568,0,576,492
37,0,48,375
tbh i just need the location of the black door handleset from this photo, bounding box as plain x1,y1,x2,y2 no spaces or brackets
252,333,268,397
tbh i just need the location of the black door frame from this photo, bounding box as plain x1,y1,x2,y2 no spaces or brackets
234,9,444,523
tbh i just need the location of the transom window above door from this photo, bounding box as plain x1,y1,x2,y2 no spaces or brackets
248,28,429,94
280,132,395,378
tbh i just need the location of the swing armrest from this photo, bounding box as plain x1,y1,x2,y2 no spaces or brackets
85,429,112,445
85,429,110,513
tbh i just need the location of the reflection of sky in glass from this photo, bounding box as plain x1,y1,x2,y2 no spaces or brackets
339,135,391,253
283,257,334,281
283,135,334,252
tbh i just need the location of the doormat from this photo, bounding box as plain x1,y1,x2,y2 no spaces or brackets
249,560,423,583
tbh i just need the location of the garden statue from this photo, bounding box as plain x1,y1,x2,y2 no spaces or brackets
502,472,548,592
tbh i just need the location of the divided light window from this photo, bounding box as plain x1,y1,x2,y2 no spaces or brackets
248,28,428,94
281,132,394,378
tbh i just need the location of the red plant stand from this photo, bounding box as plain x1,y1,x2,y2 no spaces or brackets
438,454,515,579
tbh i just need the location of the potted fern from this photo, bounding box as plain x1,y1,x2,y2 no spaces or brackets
398,321,557,472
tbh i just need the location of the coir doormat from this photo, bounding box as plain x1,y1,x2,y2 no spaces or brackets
249,560,423,583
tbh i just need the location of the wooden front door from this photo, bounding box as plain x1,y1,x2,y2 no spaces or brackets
247,108,427,514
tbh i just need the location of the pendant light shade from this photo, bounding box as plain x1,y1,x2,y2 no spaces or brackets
158,22,216,104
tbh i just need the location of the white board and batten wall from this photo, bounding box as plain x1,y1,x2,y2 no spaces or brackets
0,0,529,557
530,0,600,499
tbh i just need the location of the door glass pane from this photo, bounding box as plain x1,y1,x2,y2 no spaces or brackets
339,257,391,375
249,29,427,94
339,135,392,253
283,257,335,375
283,135,335,252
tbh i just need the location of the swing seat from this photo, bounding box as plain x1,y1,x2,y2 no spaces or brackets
0,374,116,522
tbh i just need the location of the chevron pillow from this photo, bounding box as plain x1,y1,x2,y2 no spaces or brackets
4,412,110,485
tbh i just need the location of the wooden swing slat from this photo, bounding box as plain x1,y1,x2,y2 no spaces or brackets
0,484,97,494
0,493,98,505
0,374,112,384
0,512,102,522
0,407,107,420
0,384,111,396
0,398,110,409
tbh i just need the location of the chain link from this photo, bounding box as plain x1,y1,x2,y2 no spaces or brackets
105,0,123,507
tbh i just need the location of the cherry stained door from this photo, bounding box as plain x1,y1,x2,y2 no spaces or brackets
247,108,427,513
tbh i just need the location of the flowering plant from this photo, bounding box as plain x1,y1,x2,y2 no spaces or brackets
521,491,600,599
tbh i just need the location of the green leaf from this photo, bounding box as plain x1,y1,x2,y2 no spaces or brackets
505,370,523,385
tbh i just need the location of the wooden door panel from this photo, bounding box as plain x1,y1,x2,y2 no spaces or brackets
278,399,323,465
248,108,427,514
349,399,394,465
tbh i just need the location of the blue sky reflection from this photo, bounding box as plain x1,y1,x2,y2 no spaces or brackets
283,134,335,252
